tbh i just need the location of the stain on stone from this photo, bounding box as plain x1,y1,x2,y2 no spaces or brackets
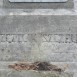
8,61,63,72
1,49,4,51
8,50,10,52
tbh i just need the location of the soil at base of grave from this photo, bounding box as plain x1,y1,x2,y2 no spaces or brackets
9,61,63,72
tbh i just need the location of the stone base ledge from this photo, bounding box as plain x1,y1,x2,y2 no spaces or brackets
0,69,74,77
0,9,77,15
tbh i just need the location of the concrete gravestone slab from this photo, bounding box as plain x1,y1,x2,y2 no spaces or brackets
0,15,76,77
0,0,76,77
9,0,68,2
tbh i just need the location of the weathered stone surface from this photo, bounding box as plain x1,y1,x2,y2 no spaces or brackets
0,15,77,62
0,70,74,77
0,15,77,34
0,34,77,43
0,44,77,62
9,0,67,2
2,0,73,9
0,62,76,77
0,0,77,77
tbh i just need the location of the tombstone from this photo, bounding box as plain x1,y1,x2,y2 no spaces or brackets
0,0,76,77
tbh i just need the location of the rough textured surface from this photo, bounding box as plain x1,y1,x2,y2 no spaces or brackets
9,0,68,2
0,70,74,77
0,0,77,77
2,0,73,9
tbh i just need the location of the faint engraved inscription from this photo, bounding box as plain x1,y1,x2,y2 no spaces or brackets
0,34,77,43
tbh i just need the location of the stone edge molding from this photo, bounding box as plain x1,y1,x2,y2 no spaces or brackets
2,0,73,9
9,0,68,2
